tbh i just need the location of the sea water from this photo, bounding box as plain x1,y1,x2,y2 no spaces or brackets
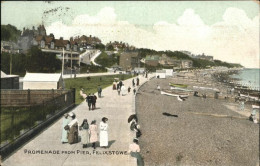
231,68,260,90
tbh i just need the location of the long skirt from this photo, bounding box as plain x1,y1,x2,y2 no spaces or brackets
99,131,108,146
130,152,144,166
81,129,89,144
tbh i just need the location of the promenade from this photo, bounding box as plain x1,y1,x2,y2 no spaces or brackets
3,74,153,166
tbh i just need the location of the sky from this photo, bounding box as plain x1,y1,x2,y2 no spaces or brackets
1,1,259,68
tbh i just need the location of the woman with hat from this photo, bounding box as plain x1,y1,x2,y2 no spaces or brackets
80,119,89,148
89,120,98,149
61,113,71,144
67,112,79,144
99,117,109,148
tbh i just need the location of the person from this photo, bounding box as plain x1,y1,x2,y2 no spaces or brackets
61,113,71,144
132,79,135,87
157,85,160,90
113,81,117,90
119,80,123,89
121,84,127,96
117,83,120,90
67,113,79,144
92,93,97,110
133,88,136,95
128,138,144,166
97,85,102,98
128,86,131,93
80,88,87,99
136,77,139,86
100,117,108,148
86,94,93,111
117,86,121,95
134,125,142,138
80,119,89,148
89,120,98,149
239,100,245,111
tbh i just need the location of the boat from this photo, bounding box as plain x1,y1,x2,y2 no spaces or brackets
170,87,193,92
161,89,189,98
169,83,188,88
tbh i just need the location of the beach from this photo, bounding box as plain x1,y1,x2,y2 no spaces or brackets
136,70,259,166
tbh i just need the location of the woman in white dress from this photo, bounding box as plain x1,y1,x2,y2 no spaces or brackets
121,84,127,96
99,117,108,148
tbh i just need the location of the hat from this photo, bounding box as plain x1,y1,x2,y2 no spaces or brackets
68,112,75,117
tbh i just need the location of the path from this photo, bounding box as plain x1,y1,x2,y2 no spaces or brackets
3,74,154,166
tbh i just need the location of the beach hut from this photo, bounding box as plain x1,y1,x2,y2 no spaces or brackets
156,70,166,79
163,69,173,77
23,73,63,90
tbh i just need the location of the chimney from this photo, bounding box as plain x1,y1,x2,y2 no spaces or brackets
60,37,63,40
90,35,92,38
33,26,35,30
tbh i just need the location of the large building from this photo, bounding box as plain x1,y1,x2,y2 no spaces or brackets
181,60,193,68
119,51,140,71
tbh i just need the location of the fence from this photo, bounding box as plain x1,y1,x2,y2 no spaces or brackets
1,89,69,106
0,89,75,147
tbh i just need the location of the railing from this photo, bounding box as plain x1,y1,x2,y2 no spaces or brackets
0,89,75,146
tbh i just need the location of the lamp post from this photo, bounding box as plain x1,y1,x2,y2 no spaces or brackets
10,45,13,75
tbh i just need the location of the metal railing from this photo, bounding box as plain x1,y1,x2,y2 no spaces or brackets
0,89,75,146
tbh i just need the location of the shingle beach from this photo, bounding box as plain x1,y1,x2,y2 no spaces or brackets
136,72,259,166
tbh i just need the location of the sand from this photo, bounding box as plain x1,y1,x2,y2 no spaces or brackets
135,72,259,166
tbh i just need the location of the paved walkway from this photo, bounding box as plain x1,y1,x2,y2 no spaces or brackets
3,74,154,166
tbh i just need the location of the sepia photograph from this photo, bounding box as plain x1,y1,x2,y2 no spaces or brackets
1,1,259,166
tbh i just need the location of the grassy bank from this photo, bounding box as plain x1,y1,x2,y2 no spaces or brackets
64,74,133,104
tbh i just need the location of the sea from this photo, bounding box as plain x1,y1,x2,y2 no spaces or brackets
231,68,260,90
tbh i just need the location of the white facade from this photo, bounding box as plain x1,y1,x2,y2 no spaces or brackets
163,69,173,76
23,73,63,89
156,70,166,79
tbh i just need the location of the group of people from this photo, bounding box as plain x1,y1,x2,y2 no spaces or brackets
86,93,97,111
112,77,139,96
128,115,143,166
62,113,109,149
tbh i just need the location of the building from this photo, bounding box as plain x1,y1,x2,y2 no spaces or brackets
145,55,160,66
23,73,63,90
159,54,181,67
181,60,193,68
156,70,166,79
1,71,19,89
163,69,174,77
119,52,140,71
133,67,145,74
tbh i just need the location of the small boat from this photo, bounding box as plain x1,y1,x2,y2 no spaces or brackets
169,83,188,88
161,90,189,98
170,87,193,92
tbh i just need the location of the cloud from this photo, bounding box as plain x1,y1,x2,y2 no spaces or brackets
46,7,259,68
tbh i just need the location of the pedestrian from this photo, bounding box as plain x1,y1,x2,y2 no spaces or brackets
128,138,144,166
97,85,102,98
67,113,79,144
133,88,136,95
113,81,117,90
92,93,97,110
89,120,98,149
119,80,123,89
128,86,131,93
136,77,139,86
80,119,89,148
117,83,120,90
132,79,135,87
61,113,71,144
117,87,121,95
80,88,87,99
157,85,160,90
145,72,148,78
121,84,127,96
239,100,245,111
100,117,109,148
86,94,92,111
